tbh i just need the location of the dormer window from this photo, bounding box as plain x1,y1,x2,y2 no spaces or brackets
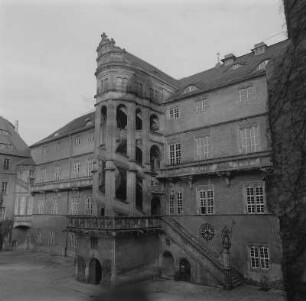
222,53,236,66
231,63,241,70
258,60,269,70
253,42,267,55
183,85,197,94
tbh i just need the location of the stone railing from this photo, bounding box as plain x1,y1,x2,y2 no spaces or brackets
67,216,161,231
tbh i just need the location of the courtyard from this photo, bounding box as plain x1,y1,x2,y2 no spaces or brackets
0,250,285,301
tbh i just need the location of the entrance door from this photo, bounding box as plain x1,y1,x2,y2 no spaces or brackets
151,197,161,216
179,258,191,282
88,258,102,285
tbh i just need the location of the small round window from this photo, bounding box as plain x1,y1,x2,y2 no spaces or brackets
200,223,215,242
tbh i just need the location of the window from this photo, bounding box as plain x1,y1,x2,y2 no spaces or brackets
198,187,214,215
75,136,81,145
3,158,10,170
240,125,260,153
87,158,94,176
27,198,33,215
169,143,181,165
69,232,77,249
249,245,270,269
168,107,180,120
38,199,44,214
1,182,8,194
197,99,208,113
54,165,61,181
73,161,81,178
36,230,42,244
183,85,197,94
177,192,183,215
258,60,269,70
196,136,211,160
239,86,256,102
116,77,128,90
19,197,26,215
71,192,80,215
169,193,175,215
99,78,109,93
40,167,47,182
136,81,144,97
49,230,55,245
231,63,241,70
85,197,93,215
55,140,61,151
90,237,98,249
42,146,48,155
51,199,59,215
245,182,266,214
88,132,94,144
0,207,5,220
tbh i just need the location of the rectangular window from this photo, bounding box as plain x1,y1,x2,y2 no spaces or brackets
198,187,214,215
168,107,180,119
36,230,42,244
116,77,128,90
240,126,260,153
54,165,61,181
73,161,81,178
71,193,80,215
87,158,94,176
27,198,33,215
69,232,77,249
55,140,61,151
169,194,175,215
0,207,5,220
38,200,44,214
239,86,256,102
90,237,98,249
75,136,81,145
39,167,47,183
169,143,181,165
1,182,8,194
19,197,26,215
196,136,211,160
51,199,59,215
85,197,93,215
3,158,10,170
245,182,266,214
177,192,183,215
88,132,94,144
197,99,208,113
42,146,48,156
249,245,270,269
49,230,55,245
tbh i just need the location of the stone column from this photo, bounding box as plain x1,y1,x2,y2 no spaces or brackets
127,168,137,216
106,101,116,160
142,107,150,166
85,264,89,283
127,102,136,160
105,161,116,216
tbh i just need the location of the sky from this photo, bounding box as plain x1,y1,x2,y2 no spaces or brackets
0,0,287,145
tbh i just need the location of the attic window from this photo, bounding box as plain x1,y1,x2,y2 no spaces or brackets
183,85,198,94
258,60,269,70
231,63,241,70
253,42,267,55
84,118,93,127
53,132,59,137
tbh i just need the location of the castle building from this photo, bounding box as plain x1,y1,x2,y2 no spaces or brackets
13,34,289,289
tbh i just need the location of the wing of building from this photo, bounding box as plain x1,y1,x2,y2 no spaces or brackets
13,34,289,289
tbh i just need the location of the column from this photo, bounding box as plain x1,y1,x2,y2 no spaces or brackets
106,101,116,160
127,102,136,160
105,161,116,216
127,169,137,216
142,107,150,166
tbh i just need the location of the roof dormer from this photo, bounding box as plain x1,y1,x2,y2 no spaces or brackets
222,53,236,66
252,42,267,55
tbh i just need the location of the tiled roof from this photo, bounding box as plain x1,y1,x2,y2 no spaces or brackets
31,111,95,147
0,116,31,157
168,39,290,101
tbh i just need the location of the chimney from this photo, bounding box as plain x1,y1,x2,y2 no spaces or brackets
252,42,267,55
222,53,236,66
15,120,19,133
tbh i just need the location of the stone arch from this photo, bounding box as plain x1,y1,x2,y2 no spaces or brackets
150,145,161,173
100,106,107,145
150,114,159,132
116,104,127,130
179,258,191,282
88,258,102,285
136,108,142,130
76,256,86,283
151,196,161,216
160,251,175,279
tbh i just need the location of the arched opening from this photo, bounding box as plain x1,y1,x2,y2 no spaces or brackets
100,106,107,145
150,145,161,173
179,258,191,282
136,176,143,211
136,147,142,165
99,160,106,194
102,259,112,286
151,197,161,216
116,139,127,155
150,114,159,132
116,105,127,130
100,208,105,216
161,251,175,279
77,256,86,283
115,167,127,201
136,108,142,130
88,258,102,285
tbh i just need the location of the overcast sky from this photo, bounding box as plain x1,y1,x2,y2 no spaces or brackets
0,0,286,145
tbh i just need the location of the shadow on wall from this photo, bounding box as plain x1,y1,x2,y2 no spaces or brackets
89,283,151,301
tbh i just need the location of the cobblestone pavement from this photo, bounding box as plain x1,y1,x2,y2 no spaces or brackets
0,251,285,301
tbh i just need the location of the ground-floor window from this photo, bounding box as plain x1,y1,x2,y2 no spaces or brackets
197,186,214,215
49,230,55,245
168,191,183,215
249,245,270,269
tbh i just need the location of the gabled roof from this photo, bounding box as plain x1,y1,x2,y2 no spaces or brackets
168,39,290,101
31,111,95,148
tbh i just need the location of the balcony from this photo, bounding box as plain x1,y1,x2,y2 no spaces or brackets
67,216,161,231
13,215,32,228
32,176,93,193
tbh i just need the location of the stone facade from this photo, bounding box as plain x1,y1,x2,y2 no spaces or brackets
13,34,290,289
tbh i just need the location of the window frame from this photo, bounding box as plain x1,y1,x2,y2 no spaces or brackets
169,142,181,165
3,158,10,171
197,186,215,215
243,182,266,214
249,245,270,270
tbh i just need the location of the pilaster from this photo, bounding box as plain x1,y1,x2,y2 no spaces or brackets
127,102,136,160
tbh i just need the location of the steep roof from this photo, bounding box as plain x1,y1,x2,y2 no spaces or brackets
168,39,290,101
31,111,95,148
0,116,31,157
